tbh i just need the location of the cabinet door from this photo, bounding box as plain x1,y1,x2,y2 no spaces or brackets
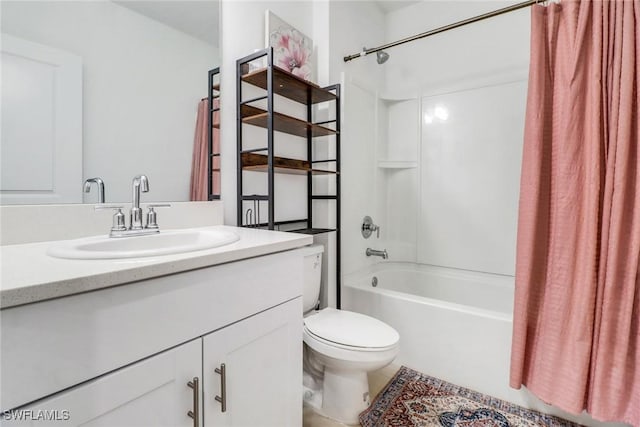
203,298,302,427
3,339,202,427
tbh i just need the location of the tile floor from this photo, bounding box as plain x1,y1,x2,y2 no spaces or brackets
303,364,400,427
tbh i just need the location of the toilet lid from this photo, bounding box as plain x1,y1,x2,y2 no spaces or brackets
304,308,399,349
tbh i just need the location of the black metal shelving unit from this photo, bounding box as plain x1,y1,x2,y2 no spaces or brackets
207,67,221,200
236,47,342,308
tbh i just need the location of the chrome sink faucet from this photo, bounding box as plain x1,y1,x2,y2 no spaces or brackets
131,175,149,230
95,175,170,238
84,177,105,203
366,248,388,259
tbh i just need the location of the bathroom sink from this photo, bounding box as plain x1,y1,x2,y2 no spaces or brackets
47,228,240,260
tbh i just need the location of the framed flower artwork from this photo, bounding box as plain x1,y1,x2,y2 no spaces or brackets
265,10,314,82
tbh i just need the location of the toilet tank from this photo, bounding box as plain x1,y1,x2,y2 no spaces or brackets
300,244,324,313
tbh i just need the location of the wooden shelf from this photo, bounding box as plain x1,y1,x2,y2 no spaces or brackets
241,153,338,175
236,52,341,306
241,66,336,105
241,105,336,138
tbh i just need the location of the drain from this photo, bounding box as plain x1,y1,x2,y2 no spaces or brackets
371,276,378,287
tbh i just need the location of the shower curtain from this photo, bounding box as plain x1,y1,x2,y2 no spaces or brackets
190,99,220,200
510,1,639,425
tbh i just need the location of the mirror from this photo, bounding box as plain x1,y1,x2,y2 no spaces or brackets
0,0,220,204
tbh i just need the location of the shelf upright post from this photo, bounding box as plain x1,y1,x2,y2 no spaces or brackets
335,84,341,309
208,68,214,201
307,93,313,230
236,59,243,226
266,48,275,230
207,68,221,201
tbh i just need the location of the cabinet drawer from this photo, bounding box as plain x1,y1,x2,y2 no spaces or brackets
1,249,304,410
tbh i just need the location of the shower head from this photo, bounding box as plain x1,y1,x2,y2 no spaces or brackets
376,50,389,64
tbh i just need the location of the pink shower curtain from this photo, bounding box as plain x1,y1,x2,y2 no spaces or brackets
190,99,220,200
510,1,640,424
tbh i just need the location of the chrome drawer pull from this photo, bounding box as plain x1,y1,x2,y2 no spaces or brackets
214,363,227,412
187,377,200,427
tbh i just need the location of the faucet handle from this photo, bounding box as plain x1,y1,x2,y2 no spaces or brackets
94,205,126,232
145,204,171,230
362,216,380,239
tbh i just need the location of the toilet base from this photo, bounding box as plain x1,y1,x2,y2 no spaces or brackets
303,384,324,411
321,368,370,425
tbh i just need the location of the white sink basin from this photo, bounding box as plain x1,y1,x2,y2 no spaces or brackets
47,228,240,260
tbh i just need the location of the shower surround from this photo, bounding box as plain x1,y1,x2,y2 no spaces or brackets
340,2,630,426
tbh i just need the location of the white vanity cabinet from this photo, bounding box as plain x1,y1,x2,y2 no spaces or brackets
203,299,301,427
1,248,305,427
3,339,203,427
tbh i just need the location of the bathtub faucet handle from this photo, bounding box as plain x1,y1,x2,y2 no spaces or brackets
362,216,380,239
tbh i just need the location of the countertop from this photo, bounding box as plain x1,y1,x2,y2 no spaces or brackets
0,226,313,309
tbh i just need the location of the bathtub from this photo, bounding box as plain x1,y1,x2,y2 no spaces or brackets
343,263,625,427
343,262,519,404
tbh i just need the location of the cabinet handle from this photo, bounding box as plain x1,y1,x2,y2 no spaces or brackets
187,377,200,427
214,363,227,412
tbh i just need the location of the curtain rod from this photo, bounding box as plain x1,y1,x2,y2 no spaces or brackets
343,0,553,62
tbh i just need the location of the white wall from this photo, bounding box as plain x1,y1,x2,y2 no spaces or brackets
377,97,420,262
382,1,530,275
384,1,530,95
419,80,526,275
219,0,317,226
1,1,219,203
330,1,386,279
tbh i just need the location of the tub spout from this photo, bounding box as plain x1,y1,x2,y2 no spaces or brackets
366,248,388,259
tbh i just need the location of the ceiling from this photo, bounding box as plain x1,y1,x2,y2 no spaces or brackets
375,0,421,13
113,1,220,47
112,0,418,48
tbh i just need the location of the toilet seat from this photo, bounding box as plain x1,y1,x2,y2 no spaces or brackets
303,308,399,350
302,327,400,371
303,326,399,365
304,325,398,358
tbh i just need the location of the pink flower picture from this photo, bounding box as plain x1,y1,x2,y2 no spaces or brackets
266,11,313,81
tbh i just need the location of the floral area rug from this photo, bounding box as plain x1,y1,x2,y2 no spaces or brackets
359,366,583,427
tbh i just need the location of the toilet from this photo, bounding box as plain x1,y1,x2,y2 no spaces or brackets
301,244,399,424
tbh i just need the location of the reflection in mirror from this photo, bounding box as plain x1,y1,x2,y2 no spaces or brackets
0,0,220,204
190,68,220,202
